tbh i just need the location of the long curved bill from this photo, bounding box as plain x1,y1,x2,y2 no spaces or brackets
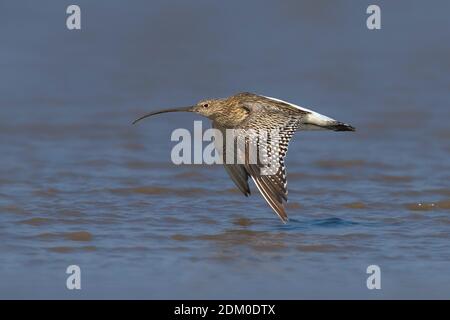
132,106,194,125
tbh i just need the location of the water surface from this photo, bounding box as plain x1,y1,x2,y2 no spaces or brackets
0,0,449,299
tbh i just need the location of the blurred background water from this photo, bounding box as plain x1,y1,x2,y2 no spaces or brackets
0,0,449,299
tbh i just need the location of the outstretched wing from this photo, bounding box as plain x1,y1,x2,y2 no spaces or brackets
212,122,250,197
213,93,304,222
239,118,299,223
235,94,305,222
214,116,300,222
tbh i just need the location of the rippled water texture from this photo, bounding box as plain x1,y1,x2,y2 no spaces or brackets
1,0,449,298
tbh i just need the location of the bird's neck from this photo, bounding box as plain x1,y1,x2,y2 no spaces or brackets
212,105,249,128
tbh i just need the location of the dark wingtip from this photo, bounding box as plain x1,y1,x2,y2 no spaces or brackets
331,122,356,132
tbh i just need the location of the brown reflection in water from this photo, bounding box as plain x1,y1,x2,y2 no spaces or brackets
232,217,254,227
33,231,93,242
194,217,218,225
110,186,207,197
171,234,191,241
223,188,245,195
35,233,59,240
405,200,450,211
65,231,93,242
199,230,287,254
122,142,145,151
33,188,59,197
343,202,367,209
286,202,302,210
296,244,339,252
163,216,185,224
19,217,52,226
171,229,288,253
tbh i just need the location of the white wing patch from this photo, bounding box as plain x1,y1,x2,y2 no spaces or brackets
262,95,337,127
262,95,316,113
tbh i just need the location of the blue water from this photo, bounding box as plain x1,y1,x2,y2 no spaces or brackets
0,0,449,299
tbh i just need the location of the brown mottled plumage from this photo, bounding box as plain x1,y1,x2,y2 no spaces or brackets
133,92,355,223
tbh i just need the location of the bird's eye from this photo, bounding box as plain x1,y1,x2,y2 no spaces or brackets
203,103,209,108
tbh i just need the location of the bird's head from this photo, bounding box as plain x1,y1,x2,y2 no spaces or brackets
191,99,225,118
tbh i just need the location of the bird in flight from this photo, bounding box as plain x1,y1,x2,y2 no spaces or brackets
133,92,355,223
